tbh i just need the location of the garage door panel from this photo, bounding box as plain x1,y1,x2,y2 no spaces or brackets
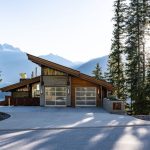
86,93,96,96
56,92,67,96
86,97,96,100
45,87,67,106
56,101,66,105
76,97,85,100
76,92,85,97
75,87,96,106
56,96,66,100
76,100,86,105
86,101,96,105
46,101,55,105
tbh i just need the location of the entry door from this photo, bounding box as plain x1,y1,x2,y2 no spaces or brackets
75,87,96,106
45,87,67,106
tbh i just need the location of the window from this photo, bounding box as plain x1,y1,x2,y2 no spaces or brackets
43,67,66,76
17,86,29,92
45,87,67,106
75,87,96,106
32,83,40,97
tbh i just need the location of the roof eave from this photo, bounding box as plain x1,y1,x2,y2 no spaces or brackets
0,76,40,92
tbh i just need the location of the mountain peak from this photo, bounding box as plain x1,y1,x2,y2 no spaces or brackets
48,53,56,56
77,55,108,75
0,43,21,52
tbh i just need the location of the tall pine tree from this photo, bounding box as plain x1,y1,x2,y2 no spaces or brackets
144,54,150,114
92,63,103,80
125,0,150,114
107,0,126,100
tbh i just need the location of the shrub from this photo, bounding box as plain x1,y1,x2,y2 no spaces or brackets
107,95,120,101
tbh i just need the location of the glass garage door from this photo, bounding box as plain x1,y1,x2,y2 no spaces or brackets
75,87,96,106
45,87,67,106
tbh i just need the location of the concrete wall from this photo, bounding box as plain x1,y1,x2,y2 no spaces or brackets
103,98,125,114
40,85,45,106
43,76,67,86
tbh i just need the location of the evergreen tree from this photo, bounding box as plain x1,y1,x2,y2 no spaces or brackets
145,55,150,114
146,56,150,91
125,0,150,114
104,62,113,83
107,0,126,99
146,57,150,110
140,0,150,87
92,63,103,80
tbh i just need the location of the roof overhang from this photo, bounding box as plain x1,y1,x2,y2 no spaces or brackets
79,73,114,91
27,53,80,77
0,76,40,92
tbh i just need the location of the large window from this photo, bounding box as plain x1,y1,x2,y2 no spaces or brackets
45,87,67,106
43,67,66,76
75,87,96,106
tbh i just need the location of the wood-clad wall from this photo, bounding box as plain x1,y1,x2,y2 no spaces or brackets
71,77,102,107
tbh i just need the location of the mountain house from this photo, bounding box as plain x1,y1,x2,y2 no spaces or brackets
0,54,114,107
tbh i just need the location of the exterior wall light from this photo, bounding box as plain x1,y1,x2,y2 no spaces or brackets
67,88,70,94
40,88,43,94
98,89,99,94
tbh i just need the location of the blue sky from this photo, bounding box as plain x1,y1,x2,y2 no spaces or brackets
0,0,114,62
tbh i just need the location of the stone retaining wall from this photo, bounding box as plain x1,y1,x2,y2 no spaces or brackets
134,115,150,121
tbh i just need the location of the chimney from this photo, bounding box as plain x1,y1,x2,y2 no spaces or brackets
20,73,29,82
20,78,30,82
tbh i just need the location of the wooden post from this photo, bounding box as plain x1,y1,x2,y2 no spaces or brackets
101,86,103,106
28,84,32,98
8,97,10,106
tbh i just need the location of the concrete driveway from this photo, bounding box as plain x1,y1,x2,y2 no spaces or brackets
0,107,150,150
0,106,149,130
